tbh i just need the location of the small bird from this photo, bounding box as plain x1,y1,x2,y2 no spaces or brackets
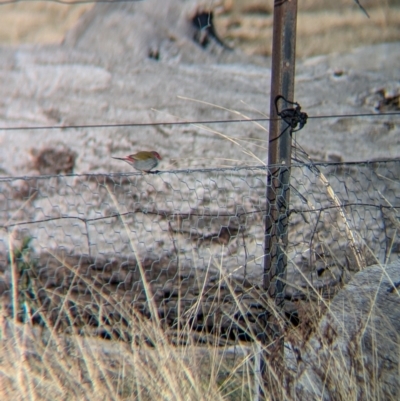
112,151,162,173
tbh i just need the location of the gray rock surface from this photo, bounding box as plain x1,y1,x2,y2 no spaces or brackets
63,0,240,64
0,0,399,300
0,52,399,173
0,1,399,177
0,5,399,398
289,261,400,401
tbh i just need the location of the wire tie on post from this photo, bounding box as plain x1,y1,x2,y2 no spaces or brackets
275,95,308,132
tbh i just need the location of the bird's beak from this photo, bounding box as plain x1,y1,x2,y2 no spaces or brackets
112,156,128,161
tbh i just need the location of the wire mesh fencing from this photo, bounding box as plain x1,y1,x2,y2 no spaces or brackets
0,158,399,344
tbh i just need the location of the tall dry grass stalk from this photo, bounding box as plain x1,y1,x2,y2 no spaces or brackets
174,97,366,272
1,233,258,400
1,194,396,400
0,101,396,400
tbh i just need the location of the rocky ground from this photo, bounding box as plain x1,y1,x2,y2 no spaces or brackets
0,2,399,399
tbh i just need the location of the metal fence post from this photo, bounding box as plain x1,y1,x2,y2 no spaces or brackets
263,0,298,398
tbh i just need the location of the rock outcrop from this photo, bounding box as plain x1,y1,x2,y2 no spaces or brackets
289,261,400,401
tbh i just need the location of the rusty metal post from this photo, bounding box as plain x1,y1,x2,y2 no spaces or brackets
262,0,298,398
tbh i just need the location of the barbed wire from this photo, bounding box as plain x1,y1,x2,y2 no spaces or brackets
0,111,398,132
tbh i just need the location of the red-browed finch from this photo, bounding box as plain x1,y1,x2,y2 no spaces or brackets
112,151,162,172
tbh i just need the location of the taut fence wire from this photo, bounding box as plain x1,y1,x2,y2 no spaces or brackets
1,157,399,343
0,111,399,132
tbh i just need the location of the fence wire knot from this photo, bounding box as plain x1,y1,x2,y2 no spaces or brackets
275,95,308,132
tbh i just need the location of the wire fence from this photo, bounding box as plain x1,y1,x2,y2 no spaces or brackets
1,111,399,131
1,3,399,401
1,157,399,343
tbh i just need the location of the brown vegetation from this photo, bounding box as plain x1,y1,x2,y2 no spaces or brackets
0,0,399,57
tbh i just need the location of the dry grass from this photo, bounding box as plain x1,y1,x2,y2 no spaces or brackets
0,2,92,45
0,2,399,399
0,103,398,400
0,232,265,401
1,174,397,400
0,0,399,56
217,0,400,57
1,252,398,400
0,177,398,400
0,318,256,400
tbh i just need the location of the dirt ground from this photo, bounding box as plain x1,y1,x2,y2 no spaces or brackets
0,0,399,57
